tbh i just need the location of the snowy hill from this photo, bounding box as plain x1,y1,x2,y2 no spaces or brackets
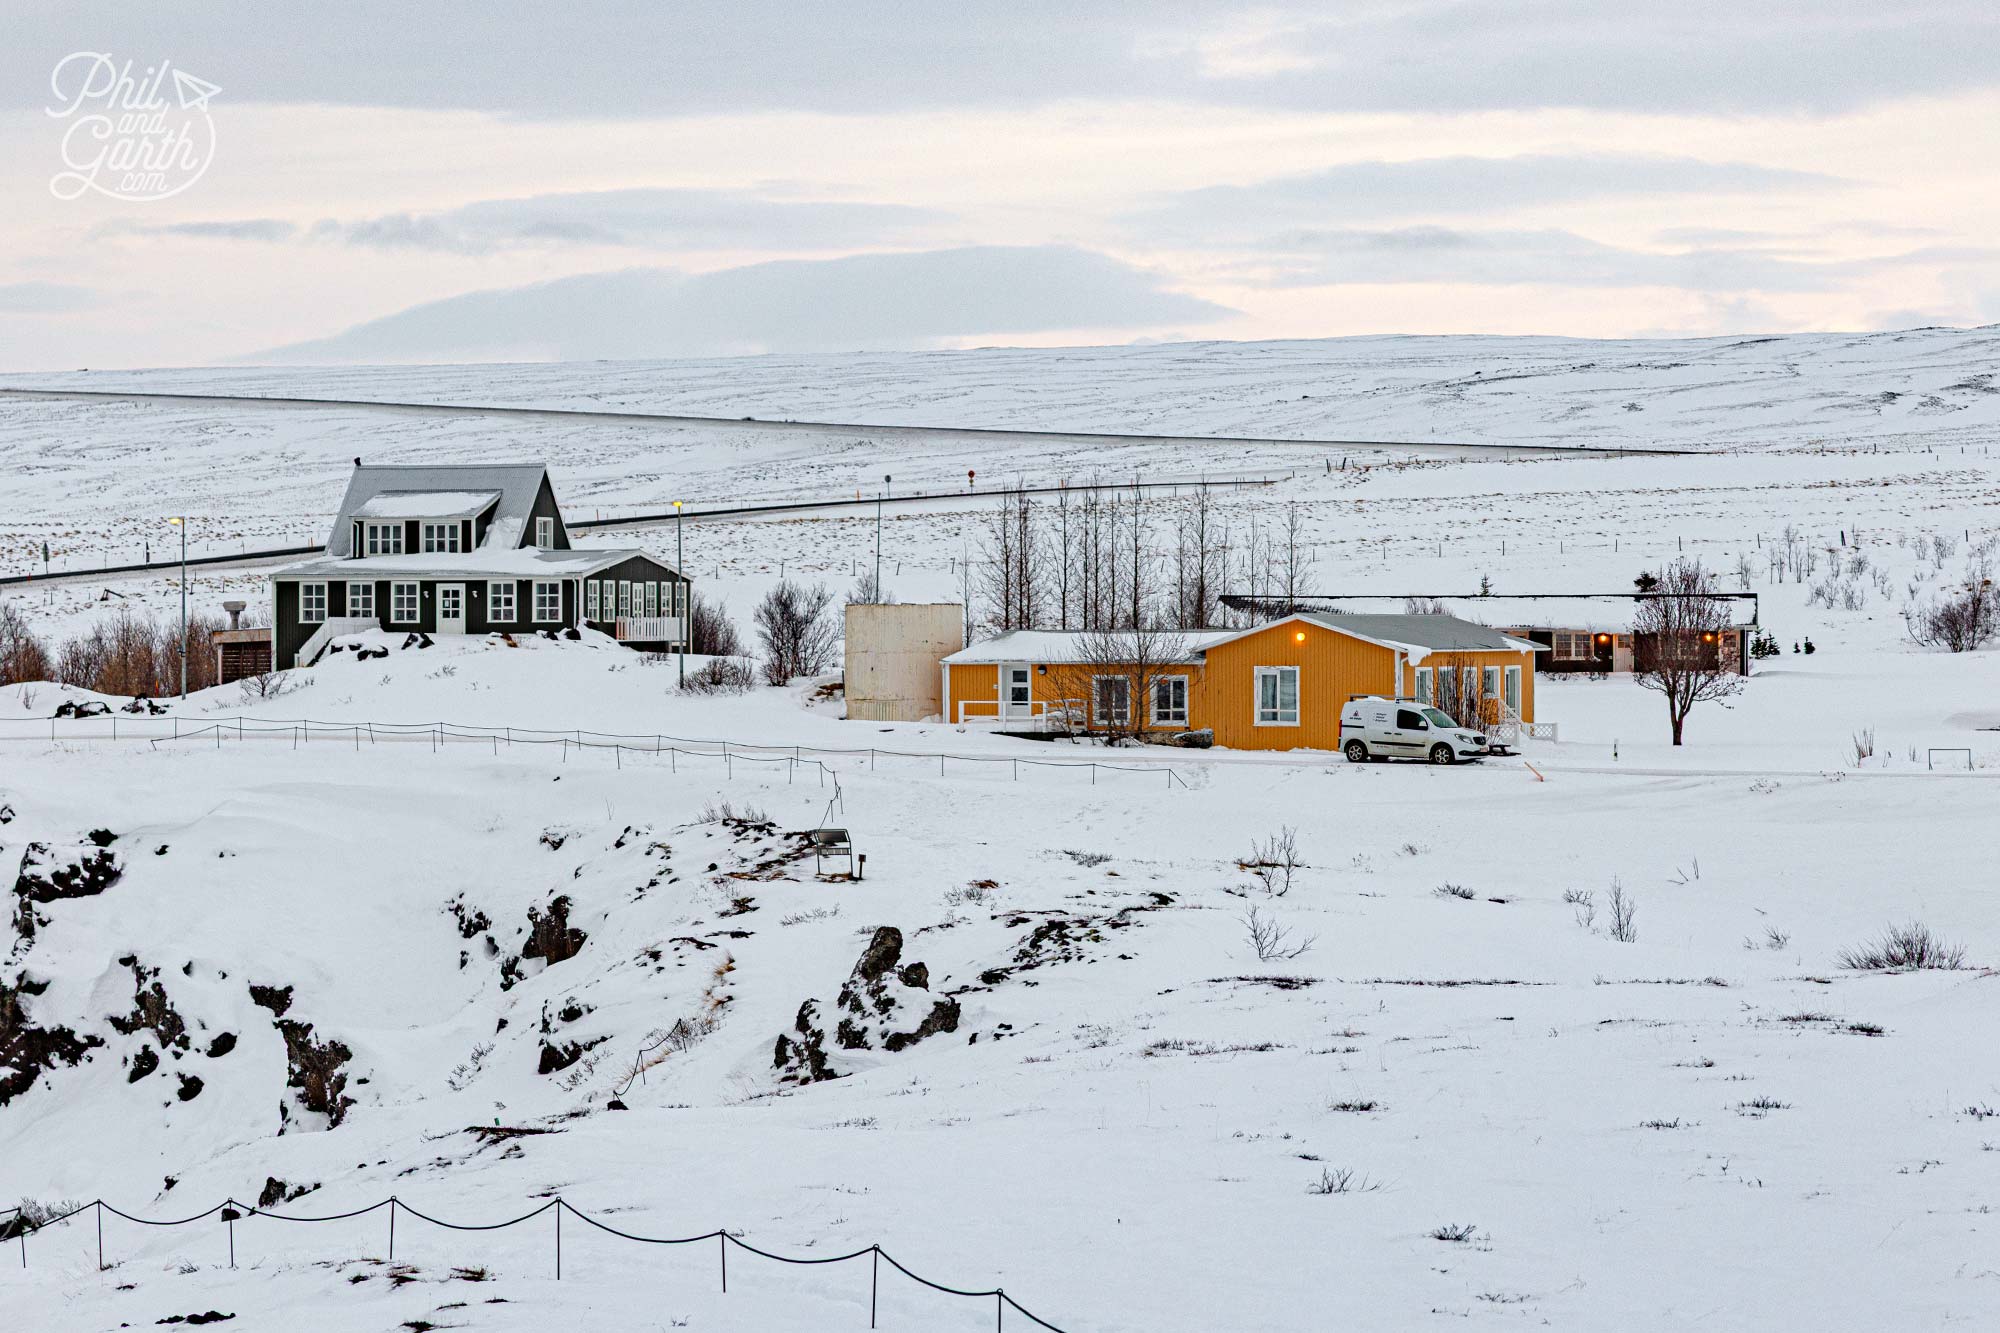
5,331,2000,1330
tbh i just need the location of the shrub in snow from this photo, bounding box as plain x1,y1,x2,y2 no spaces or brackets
681,657,755,695
773,926,960,1084
1838,922,1967,971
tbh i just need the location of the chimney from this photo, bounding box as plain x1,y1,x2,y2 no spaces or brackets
223,600,245,630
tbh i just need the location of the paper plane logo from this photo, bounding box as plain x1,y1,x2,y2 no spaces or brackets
47,53,220,202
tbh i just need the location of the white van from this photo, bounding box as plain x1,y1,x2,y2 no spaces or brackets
1339,697,1488,764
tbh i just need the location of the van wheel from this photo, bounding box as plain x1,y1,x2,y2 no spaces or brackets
1343,740,1369,763
1428,743,1455,765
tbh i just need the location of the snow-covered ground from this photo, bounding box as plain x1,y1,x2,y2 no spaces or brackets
5,332,2000,1331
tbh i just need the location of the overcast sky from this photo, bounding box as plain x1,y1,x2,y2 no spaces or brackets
2,2,1996,369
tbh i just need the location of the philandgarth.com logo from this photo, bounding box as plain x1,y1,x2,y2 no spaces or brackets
47,53,220,202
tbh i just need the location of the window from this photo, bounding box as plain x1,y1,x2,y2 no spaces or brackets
645,581,659,617
364,521,403,555
488,580,515,622
421,521,461,553
1396,707,1427,730
1482,666,1501,699
1414,666,1433,704
618,581,632,617
1504,664,1522,712
299,582,327,624
1254,666,1299,726
672,581,687,617
347,581,374,618
1421,707,1458,729
1151,675,1188,726
533,580,561,623
586,580,600,622
1092,675,1131,727
390,582,419,623
535,516,554,549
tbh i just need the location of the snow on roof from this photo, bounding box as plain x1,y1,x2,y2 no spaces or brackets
351,490,501,520
943,628,1238,665
326,463,550,556
1297,612,1532,654
1306,596,1760,632
273,546,667,581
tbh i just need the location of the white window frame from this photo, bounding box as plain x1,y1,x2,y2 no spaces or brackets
347,580,374,618
1254,665,1300,727
421,521,462,554
586,580,600,621
614,580,629,617
299,581,327,624
645,581,660,617
1414,666,1433,705
1504,664,1522,712
533,580,561,624
1482,666,1501,699
390,581,419,624
1150,674,1189,727
363,521,403,556
535,516,554,549
1091,674,1131,728
487,580,516,622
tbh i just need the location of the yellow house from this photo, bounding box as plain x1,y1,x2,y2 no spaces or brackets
939,613,1537,751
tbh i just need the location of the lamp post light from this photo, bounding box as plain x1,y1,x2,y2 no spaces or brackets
673,500,685,687
168,517,187,698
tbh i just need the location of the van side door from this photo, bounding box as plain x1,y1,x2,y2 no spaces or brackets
1391,706,1431,756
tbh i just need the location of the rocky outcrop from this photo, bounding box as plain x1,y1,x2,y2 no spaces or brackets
108,960,190,1053
773,927,960,1085
0,976,102,1105
275,1018,355,1129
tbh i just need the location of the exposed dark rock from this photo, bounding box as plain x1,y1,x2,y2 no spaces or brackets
275,1019,355,1128
0,978,103,1105
206,1032,237,1058
522,896,586,966
129,1045,160,1082
775,927,959,1084
109,961,190,1052
248,984,293,1017
14,840,123,903
256,1177,318,1209
87,829,117,847
176,1072,203,1101
537,1040,583,1075
0,804,14,824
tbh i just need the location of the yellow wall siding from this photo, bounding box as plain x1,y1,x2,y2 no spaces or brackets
1399,650,1537,725
1200,622,1399,751
945,662,999,722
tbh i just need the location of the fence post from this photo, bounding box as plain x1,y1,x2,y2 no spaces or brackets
720,1231,727,1292
555,1200,562,1280
96,1200,104,1271
1091,763,1097,785
997,1290,1004,1330
388,1197,396,1261
226,1202,236,1268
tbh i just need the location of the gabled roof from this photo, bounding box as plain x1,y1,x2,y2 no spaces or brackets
1195,612,1537,661
942,628,1238,666
273,547,680,581
351,490,501,521
326,464,551,556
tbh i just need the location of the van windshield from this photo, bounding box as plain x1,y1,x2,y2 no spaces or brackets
1421,707,1459,729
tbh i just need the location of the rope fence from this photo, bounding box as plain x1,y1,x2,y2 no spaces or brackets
0,713,1195,790
2,1195,1071,1330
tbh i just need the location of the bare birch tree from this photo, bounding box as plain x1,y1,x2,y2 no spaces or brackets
1632,558,1743,745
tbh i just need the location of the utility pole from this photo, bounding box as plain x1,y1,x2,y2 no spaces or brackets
673,500,685,688
169,517,187,697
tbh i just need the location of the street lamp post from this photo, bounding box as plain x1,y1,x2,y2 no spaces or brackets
876,473,891,601
673,500,685,687
168,517,187,698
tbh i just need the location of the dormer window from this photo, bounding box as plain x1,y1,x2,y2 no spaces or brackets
535,516,554,549
421,521,462,553
363,521,403,556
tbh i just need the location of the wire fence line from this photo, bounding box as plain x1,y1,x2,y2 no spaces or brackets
2,1195,1071,1330
0,713,1195,790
